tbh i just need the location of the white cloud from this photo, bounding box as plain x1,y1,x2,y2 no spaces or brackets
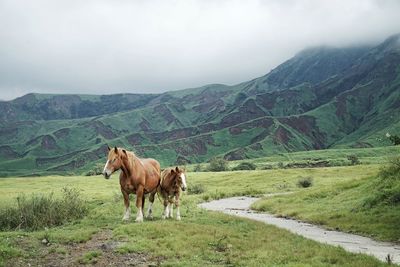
0,0,399,100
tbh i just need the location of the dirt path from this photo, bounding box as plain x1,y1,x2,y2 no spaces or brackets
8,230,162,267
199,194,400,264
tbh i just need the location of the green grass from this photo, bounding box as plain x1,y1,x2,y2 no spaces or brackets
185,145,400,172
252,164,400,241
0,164,393,266
78,250,102,264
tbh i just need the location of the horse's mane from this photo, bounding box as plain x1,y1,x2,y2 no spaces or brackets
121,149,141,173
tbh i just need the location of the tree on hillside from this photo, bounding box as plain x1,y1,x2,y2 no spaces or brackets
386,133,400,145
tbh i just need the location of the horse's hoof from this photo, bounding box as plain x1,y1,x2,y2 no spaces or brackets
135,217,143,223
146,214,153,220
122,217,130,221
161,215,166,220
176,216,181,221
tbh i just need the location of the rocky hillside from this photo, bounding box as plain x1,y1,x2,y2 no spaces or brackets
0,34,399,176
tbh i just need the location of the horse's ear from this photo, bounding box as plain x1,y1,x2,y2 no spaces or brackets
170,169,175,174
107,145,111,151
114,146,118,153
122,149,127,155
175,166,179,172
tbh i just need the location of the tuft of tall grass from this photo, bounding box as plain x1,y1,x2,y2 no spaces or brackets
363,156,400,207
297,176,313,188
0,187,88,231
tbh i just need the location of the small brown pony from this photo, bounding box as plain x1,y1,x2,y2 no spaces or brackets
102,146,161,222
158,166,187,220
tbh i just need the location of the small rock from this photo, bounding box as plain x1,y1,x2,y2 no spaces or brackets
100,243,113,251
42,238,48,245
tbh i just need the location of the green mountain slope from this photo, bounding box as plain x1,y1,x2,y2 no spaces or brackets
0,34,399,176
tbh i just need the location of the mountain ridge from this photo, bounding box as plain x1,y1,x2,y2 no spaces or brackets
0,33,399,176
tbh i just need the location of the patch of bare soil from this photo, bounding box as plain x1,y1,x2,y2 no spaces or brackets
7,230,162,267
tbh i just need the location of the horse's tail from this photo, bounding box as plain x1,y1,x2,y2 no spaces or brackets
156,184,164,204
156,174,164,204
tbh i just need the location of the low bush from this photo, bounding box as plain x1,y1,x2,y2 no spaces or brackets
347,155,360,165
86,163,104,176
232,162,257,171
188,184,206,195
261,165,273,170
363,156,400,207
297,177,313,188
0,187,88,231
208,157,228,172
193,164,202,172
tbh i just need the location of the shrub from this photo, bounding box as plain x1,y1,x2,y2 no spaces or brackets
277,162,284,169
86,163,104,176
261,165,273,170
388,134,400,145
188,184,206,195
363,156,400,208
297,177,313,188
193,164,202,172
0,187,88,231
208,157,228,172
232,162,257,171
347,155,360,165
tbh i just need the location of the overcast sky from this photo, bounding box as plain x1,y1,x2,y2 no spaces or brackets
0,0,399,100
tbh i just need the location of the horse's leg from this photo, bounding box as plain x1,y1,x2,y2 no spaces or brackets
146,191,155,219
168,197,174,218
135,186,144,223
121,190,131,221
162,196,169,219
176,193,181,221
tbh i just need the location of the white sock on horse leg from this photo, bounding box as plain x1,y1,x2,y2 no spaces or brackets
176,206,181,221
169,203,174,218
162,205,168,219
123,207,131,220
135,207,143,222
146,202,153,217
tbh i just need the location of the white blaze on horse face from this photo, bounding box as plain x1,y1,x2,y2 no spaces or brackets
103,160,112,178
180,173,187,191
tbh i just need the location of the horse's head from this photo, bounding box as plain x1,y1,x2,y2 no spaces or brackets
103,146,125,179
171,166,187,191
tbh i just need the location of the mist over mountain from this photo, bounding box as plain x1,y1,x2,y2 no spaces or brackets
0,33,399,176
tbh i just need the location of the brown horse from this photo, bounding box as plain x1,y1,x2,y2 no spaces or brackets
158,166,187,220
102,146,160,222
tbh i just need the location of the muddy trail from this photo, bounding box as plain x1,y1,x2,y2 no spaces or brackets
7,230,162,267
199,194,400,265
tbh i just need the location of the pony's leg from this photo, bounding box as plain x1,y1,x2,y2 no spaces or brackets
122,190,131,221
168,198,174,218
135,186,144,223
162,197,169,219
146,191,155,219
176,194,181,221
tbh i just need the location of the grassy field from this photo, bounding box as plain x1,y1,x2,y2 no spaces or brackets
0,163,395,266
186,145,400,172
252,160,400,242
